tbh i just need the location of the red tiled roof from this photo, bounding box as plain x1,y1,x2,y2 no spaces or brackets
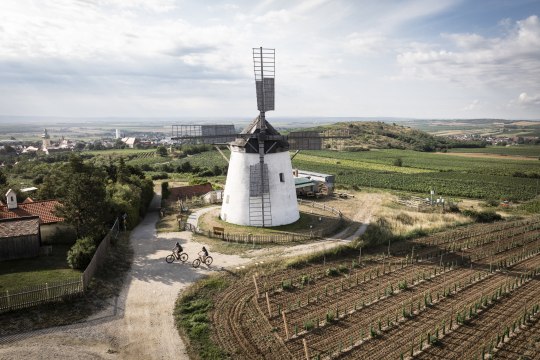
0,216,40,238
168,183,213,201
0,200,64,224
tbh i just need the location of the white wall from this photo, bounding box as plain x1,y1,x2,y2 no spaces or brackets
221,150,299,227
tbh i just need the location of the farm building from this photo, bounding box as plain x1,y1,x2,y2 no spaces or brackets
294,177,316,197
0,216,41,261
121,137,140,148
293,169,335,196
202,190,224,204
0,189,66,242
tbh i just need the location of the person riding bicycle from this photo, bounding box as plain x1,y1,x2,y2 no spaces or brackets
173,242,183,258
199,246,209,262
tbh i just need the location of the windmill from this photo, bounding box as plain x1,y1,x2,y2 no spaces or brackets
171,47,348,227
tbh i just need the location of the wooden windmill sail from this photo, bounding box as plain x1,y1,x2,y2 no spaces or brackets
170,47,349,227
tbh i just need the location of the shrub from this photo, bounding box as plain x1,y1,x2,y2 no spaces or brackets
326,267,340,276
462,210,502,223
396,212,414,225
161,181,170,200
67,236,96,270
393,158,403,167
151,172,168,180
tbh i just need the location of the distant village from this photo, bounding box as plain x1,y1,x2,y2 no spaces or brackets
0,128,173,156
446,133,540,146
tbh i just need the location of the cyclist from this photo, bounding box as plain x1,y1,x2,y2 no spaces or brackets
199,246,209,262
173,242,183,259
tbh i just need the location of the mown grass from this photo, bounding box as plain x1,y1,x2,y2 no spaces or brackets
0,244,80,292
174,275,230,360
0,232,133,336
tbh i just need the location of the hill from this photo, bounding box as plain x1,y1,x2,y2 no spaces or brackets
304,121,485,152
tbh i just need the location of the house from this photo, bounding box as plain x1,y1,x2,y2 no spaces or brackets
0,189,66,242
0,216,41,261
202,190,224,204
121,137,140,148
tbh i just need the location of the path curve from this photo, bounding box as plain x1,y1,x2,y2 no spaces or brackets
0,194,375,359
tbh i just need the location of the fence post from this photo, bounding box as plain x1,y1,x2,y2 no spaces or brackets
283,311,290,340
303,338,310,360
253,275,260,298
45,282,50,299
266,291,272,316
6,290,10,310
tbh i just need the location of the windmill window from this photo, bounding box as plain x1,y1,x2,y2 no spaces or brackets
10,196,14,202
279,173,284,182
226,195,230,204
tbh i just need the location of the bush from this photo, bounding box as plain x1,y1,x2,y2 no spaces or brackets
161,181,170,200
151,172,168,180
67,236,96,270
462,210,502,223
326,267,340,276
393,158,403,167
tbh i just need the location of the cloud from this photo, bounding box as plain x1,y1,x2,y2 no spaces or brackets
463,99,479,111
396,15,540,88
518,92,540,106
345,32,387,55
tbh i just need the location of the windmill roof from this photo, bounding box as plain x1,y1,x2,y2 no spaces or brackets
0,216,40,238
239,115,281,136
0,200,64,224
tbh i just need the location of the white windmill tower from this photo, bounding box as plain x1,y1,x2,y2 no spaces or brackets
220,48,299,227
170,48,349,227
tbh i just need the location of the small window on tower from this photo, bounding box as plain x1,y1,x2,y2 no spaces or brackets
279,173,285,182
10,196,14,202
226,195,230,204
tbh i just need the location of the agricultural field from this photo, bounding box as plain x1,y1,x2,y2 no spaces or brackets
447,145,540,157
292,149,540,201
199,217,540,359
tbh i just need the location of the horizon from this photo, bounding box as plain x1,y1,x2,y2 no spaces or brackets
1,1,540,119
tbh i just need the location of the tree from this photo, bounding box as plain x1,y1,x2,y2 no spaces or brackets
156,145,168,157
44,155,110,239
0,170,6,186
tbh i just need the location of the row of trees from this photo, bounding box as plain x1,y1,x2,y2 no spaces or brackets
38,155,153,240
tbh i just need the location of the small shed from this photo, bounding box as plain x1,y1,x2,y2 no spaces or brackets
295,177,316,197
0,216,41,261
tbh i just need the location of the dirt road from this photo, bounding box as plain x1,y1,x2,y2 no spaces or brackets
0,193,379,359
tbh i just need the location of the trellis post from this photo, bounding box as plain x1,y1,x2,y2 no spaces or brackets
282,311,290,340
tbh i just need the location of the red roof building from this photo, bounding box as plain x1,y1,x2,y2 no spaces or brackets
168,183,213,201
0,189,63,224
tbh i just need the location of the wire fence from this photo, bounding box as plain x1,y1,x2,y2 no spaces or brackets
0,218,120,313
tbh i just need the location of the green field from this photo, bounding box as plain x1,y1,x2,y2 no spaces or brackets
292,149,540,201
447,145,540,157
84,146,540,201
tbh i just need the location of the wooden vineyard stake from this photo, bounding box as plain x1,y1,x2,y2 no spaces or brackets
265,291,271,316
282,311,290,340
303,338,310,360
253,274,260,298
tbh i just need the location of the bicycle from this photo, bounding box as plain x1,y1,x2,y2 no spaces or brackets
192,254,213,268
166,251,189,263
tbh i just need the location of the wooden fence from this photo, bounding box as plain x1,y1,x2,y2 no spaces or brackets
0,278,84,312
0,219,119,313
188,200,347,245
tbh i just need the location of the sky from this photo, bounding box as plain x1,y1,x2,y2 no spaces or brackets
1,0,540,120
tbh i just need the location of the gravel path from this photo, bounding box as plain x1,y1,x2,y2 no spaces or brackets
0,194,378,359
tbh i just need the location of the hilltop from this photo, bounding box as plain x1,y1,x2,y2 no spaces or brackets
304,121,485,152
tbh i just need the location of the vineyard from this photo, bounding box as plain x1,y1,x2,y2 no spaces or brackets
207,217,540,359
292,149,540,200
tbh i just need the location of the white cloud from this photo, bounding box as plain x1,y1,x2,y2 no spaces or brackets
345,31,387,55
518,92,540,106
463,99,479,111
397,15,540,88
